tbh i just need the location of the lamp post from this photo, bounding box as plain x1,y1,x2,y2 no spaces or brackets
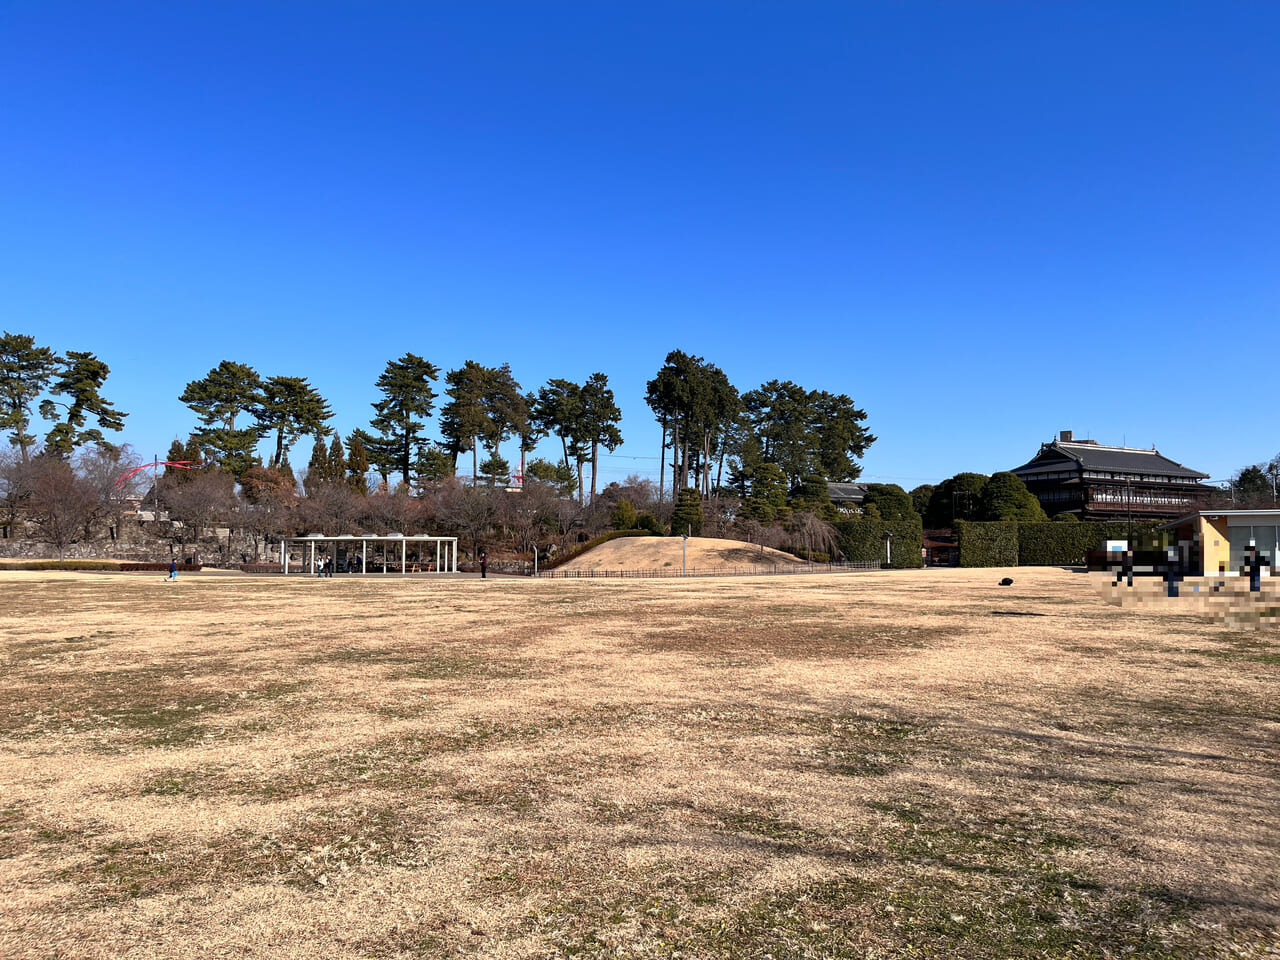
884,530,893,567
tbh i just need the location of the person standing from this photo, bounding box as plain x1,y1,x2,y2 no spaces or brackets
1244,543,1269,593
480,550,488,579
1164,547,1182,598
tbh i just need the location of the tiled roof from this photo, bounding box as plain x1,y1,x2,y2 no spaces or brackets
1012,441,1208,480
826,482,867,502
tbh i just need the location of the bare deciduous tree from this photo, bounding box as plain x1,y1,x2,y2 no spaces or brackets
26,457,98,559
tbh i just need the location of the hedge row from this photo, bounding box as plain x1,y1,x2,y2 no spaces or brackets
954,520,1018,567
833,519,924,569
0,560,122,571
119,562,203,572
956,520,1167,567
538,529,659,572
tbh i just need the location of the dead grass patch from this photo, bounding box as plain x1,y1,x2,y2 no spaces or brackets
0,568,1276,958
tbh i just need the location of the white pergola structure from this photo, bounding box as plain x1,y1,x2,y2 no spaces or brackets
280,534,459,576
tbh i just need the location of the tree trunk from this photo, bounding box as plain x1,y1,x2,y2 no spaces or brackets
670,423,681,499
681,433,690,492
590,440,599,502
472,436,478,486
657,420,666,503
716,436,727,495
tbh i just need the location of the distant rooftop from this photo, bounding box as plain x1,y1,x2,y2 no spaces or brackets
1012,432,1208,481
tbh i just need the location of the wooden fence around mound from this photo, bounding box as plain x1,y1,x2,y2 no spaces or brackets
535,560,879,579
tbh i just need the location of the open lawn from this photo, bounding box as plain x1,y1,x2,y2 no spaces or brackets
0,567,1276,958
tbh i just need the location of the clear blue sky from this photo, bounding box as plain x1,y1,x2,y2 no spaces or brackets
3,2,1276,488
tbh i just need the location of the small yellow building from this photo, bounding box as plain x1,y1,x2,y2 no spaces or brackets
1161,510,1280,576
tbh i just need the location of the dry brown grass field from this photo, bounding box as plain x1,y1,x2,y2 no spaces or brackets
1,566,1277,959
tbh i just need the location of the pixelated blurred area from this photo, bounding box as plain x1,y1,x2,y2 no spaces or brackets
1093,571,1280,627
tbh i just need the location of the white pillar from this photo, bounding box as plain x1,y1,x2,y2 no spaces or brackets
309,541,315,575
362,539,367,575
282,540,288,575
401,540,406,575
436,540,441,574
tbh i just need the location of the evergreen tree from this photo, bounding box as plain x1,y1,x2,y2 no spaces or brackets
924,473,989,527
578,372,623,502
478,455,511,485
979,472,1047,521
413,444,453,485
525,457,577,498
611,498,638,531
345,432,370,494
744,462,788,523
327,435,346,484
790,473,836,521
370,353,440,486
179,360,265,479
164,436,205,486
0,331,60,461
479,364,528,487
40,351,127,457
258,376,333,469
861,483,918,521
533,378,584,476
742,380,873,489
909,484,935,518
304,435,330,496
671,487,703,537
440,361,492,482
1232,464,1274,507
645,351,738,499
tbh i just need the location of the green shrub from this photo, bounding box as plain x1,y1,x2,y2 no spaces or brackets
833,519,923,568
611,498,638,531
955,520,1018,567
635,512,663,535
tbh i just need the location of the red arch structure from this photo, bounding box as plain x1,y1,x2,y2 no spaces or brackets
115,460,202,490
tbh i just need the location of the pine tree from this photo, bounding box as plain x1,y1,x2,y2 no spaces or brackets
578,372,623,502
671,487,703,538
258,376,333,469
370,353,439,486
40,351,127,457
179,360,265,479
0,331,60,461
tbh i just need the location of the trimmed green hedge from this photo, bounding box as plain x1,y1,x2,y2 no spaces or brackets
954,520,1169,567
539,530,659,572
833,519,923,568
955,520,1018,567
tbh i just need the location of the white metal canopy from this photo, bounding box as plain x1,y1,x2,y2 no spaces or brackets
279,534,459,576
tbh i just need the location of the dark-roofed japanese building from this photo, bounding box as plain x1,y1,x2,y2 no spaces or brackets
1010,430,1213,521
